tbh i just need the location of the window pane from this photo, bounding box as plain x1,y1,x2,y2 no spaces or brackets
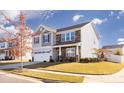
0,42,5,48
34,37,39,44
43,33,49,43
66,48,75,57
66,32,70,41
71,32,75,41
61,34,65,42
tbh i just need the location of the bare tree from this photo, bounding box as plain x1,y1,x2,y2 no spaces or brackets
0,11,33,70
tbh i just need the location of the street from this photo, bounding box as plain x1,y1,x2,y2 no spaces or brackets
0,61,41,69
0,71,41,83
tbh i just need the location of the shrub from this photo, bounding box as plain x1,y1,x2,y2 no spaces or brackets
43,60,47,63
50,59,54,63
29,59,32,62
100,58,107,61
80,58,100,63
114,48,122,55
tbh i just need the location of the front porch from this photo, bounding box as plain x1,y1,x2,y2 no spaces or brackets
53,44,81,62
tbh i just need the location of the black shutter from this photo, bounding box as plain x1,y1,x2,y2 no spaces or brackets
48,34,50,42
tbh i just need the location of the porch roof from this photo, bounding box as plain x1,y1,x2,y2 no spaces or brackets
53,42,81,48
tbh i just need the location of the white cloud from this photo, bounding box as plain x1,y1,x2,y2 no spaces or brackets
117,16,120,19
109,11,114,16
117,38,124,42
117,38,124,44
23,10,56,20
118,42,124,45
119,29,124,32
92,18,107,25
5,25,18,34
0,10,20,25
116,10,124,20
119,10,124,15
0,25,18,37
0,24,34,38
0,10,55,38
0,10,56,25
72,14,84,22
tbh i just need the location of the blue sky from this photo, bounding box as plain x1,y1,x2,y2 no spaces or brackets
0,10,124,47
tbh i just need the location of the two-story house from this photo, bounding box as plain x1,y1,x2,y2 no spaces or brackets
0,40,32,61
32,21,100,62
0,41,16,60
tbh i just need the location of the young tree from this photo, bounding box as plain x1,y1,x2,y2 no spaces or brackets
0,11,32,70
93,48,111,58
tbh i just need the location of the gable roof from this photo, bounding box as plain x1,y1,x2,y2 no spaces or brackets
57,22,90,32
34,21,100,39
35,25,56,33
103,44,124,49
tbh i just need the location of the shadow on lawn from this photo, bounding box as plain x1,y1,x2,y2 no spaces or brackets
41,79,64,83
23,62,70,69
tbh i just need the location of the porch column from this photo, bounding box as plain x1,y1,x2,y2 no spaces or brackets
76,45,80,62
59,47,62,62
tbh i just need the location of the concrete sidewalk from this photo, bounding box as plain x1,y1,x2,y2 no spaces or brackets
24,68,124,83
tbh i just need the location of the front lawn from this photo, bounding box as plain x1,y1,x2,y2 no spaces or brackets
8,69,83,83
41,61,124,75
24,61,124,75
24,62,63,69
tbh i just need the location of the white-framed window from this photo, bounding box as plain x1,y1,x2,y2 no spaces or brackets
61,33,65,42
66,47,76,57
66,32,70,41
61,32,75,42
71,32,75,41
34,37,39,44
0,42,5,48
43,33,49,43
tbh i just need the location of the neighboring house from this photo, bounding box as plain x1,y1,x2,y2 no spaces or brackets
103,44,124,63
0,40,32,61
103,44,124,54
32,21,100,62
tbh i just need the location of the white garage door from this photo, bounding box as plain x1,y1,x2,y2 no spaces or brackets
34,52,52,62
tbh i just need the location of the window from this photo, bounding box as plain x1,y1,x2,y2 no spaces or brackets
0,42,5,48
61,33,65,42
43,33,49,43
66,48,75,57
66,32,70,41
8,43,13,47
34,37,39,44
71,32,75,41
61,32,75,42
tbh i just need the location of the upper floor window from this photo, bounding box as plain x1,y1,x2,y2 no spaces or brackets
61,33,65,42
66,32,70,41
61,32,75,42
71,32,75,41
43,33,49,43
8,42,15,47
34,37,39,44
0,42,5,48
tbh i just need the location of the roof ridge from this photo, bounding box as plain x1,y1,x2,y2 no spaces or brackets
57,21,91,31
